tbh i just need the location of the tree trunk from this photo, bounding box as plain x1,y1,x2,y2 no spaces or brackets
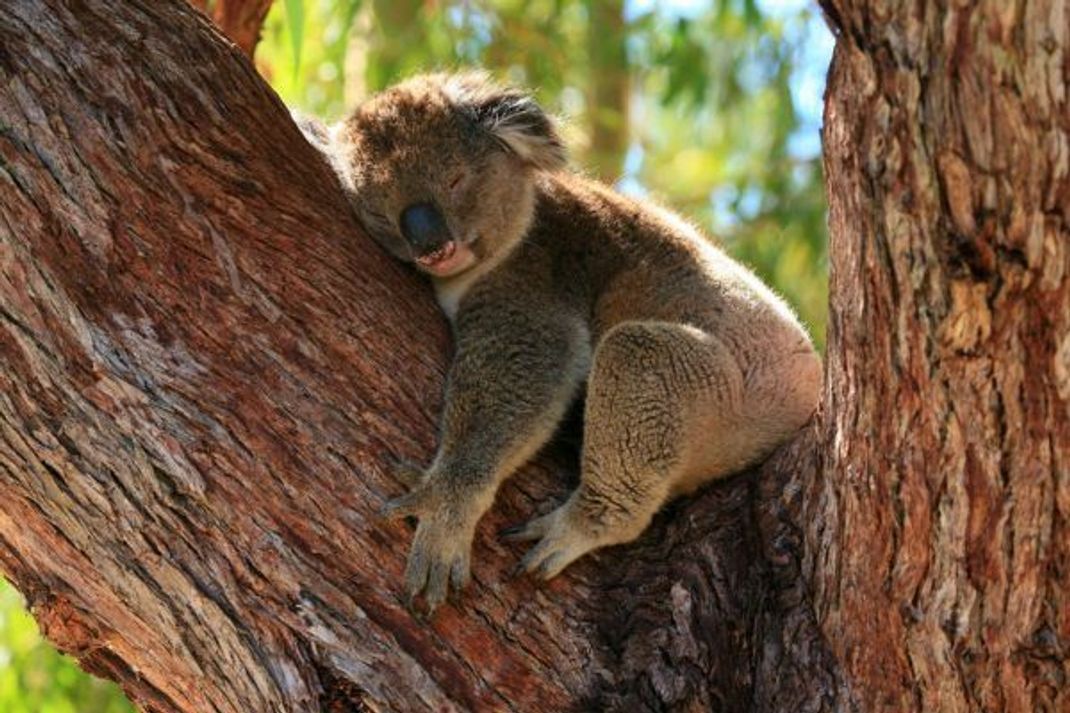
197,0,275,58
0,2,1064,713
812,1,1068,710
585,0,631,181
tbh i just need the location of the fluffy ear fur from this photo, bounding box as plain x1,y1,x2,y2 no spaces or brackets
291,110,360,194
443,72,567,171
292,111,328,151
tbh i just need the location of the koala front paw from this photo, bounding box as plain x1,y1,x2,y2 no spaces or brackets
382,481,475,615
404,517,474,614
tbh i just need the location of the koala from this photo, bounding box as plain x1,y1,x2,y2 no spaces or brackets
301,72,822,614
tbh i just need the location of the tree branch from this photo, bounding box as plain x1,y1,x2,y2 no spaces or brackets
188,0,274,57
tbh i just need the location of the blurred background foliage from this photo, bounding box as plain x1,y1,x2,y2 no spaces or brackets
1,1,831,710
0,580,133,712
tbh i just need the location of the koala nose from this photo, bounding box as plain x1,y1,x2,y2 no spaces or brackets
399,202,451,254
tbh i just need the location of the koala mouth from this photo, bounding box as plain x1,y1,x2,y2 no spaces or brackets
415,241,457,268
414,240,476,277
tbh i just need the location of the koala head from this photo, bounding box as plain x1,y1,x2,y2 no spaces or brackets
330,72,566,278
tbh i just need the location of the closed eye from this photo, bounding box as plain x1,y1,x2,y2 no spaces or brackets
360,209,393,233
448,173,466,195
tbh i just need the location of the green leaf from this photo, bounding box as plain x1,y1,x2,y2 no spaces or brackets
284,0,305,78
743,0,762,28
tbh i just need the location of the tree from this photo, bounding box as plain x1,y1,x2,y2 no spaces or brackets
813,1,1068,709
0,2,1065,713
584,0,630,181
189,0,274,57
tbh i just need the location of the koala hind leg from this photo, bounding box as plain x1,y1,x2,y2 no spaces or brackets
513,320,757,579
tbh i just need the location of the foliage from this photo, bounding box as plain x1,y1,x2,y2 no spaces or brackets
0,579,133,713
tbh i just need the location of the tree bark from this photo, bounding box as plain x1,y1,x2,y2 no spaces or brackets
0,2,1065,713
197,0,275,58
812,1,1068,710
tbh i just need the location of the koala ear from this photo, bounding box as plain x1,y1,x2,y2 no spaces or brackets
293,109,348,172
444,74,567,171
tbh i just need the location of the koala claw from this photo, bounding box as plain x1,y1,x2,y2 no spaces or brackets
380,487,433,520
513,508,599,580
389,459,426,489
402,525,473,615
519,536,584,581
500,508,558,542
499,523,538,542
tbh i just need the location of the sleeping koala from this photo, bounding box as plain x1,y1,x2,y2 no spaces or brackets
300,72,821,614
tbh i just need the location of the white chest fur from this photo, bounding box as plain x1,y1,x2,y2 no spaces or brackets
431,239,522,320
432,265,486,320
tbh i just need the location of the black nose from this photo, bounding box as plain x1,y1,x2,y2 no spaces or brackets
399,202,451,253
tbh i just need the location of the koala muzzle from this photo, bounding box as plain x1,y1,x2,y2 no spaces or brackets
400,202,452,257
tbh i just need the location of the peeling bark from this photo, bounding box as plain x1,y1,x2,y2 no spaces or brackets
1,1,1066,712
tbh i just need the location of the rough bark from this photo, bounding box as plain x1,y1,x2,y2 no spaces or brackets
813,0,1069,710
1,1,1066,712
0,1,842,711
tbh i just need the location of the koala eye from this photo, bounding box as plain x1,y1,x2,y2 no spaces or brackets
447,172,467,196
360,208,394,235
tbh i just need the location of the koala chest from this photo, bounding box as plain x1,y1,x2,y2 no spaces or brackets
433,268,485,320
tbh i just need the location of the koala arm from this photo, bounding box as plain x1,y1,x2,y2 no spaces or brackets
384,300,589,610
439,313,587,479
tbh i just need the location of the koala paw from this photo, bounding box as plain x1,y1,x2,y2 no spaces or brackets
501,503,602,581
382,481,475,615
